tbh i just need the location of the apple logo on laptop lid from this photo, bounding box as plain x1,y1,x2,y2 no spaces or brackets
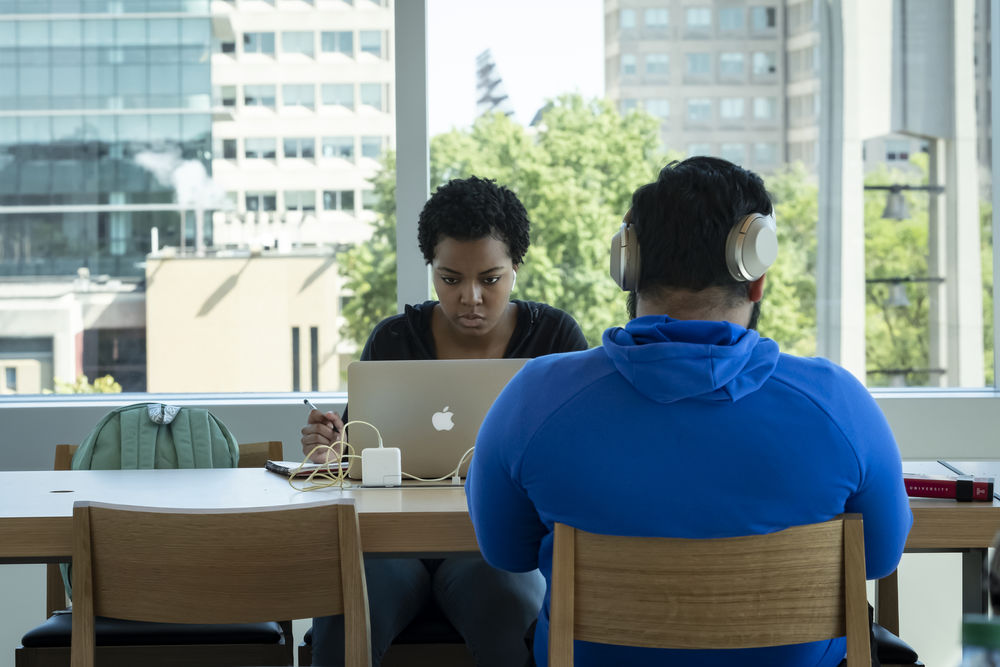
432,407,455,431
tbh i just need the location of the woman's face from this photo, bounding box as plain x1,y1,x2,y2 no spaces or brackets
431,235,517,339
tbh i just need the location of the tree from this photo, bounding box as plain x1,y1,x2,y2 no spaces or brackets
339,95,666,347
46,374,122,394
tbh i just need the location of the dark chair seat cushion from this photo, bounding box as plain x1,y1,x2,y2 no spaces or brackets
874,623,921,664
302,598,463,647
21,610,283,648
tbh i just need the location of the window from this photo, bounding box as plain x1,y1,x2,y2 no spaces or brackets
322,136,354,159
719,142,746,164
620,8,636,29
220,41,235,54
620,98,638,114
361,189,377,211
243,32,274,55
322,83,355,108
751,6,777,30
5,367,16,392
359,83,386,111
644,8,668,28
752,51,777,75
361,135,384,159
622,53,637,76
685,7,711,28
687,142,712,156
246,191,277,211
718,7,744,30
359,30,383,58
282,31,314,57
885,139,912,161
244,138,276,159
244,84,276,108
323,189,355,211
645,98,669,120
719,52,744,77
686,98,712,121
321,31,353,56
220,85,236,107
753,142,777,164
282,84,315,109
283,136,315,159
284,190,316,212
719,97,744,119
753,96,776,119
222,138,236,159
645,53,669,76
685,52,711,76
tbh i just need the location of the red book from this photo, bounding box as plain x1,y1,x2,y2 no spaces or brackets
903,474,994,501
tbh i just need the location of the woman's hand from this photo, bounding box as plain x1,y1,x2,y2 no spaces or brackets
300,409,346,463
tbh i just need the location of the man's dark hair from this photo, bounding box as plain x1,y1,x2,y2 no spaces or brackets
417,176,531,265
631,156,773,298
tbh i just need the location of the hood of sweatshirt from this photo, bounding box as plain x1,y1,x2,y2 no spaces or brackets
602,315,780,403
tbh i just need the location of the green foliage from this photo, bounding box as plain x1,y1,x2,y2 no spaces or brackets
46,374,122,394
982,200,995,385
338,94,667,347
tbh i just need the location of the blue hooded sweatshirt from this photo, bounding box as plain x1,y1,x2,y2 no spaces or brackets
467,315,912,667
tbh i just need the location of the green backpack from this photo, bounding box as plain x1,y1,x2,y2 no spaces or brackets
62,403,239,599
71,402,240,470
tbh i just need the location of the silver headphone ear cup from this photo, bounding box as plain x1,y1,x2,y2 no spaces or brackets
726,213,777,281
610,223,640,291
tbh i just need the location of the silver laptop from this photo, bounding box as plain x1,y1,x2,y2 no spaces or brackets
346,358,528,481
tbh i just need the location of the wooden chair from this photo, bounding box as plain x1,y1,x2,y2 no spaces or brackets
45,441,283,616
69,499,370,667
548,515,871,666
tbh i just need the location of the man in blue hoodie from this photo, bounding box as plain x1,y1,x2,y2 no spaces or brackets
466,156,912,667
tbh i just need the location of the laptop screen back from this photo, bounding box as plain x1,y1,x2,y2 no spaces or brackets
346,358,528,480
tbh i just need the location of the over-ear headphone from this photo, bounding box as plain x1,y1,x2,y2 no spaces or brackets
511,270,517,290
609,212,778,291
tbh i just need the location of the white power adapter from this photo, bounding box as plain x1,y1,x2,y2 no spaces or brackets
362,447,401,487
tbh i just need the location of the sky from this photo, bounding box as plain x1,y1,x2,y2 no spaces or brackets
426,0,605,136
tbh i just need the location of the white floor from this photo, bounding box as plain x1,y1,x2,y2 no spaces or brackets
0,553,967,667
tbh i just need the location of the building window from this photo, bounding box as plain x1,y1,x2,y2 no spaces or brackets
220,41,235,54
753,96,776,119
285,190,316,212
222,138,236,159
718,7,744,30
5,367,16,392
685,7,712,28
644,8,668,28
751,6,777,30
322,136,355,159
282,31,314,56
686,98,712,121
685,52,711,76
720,97,744,119
282,84,315,109
885,139,912,161
645,53,669,76
620,8,636,29
719,52,744,77
283,136,315,159
360,30,384,58
322,83,355,108
243,32,275,55
245,138,277,159
321,31,353,55
645,98,669,120
720,142,746,164
621,98,638,114
359,83,386,111
244,84,276,107
246,192,278,211
752,51,777,75
361,135,385,159
753,142,777,164
220,85,236,107
687,142,712,156
622,53,637,76
323,189,355,211
362,189,377,210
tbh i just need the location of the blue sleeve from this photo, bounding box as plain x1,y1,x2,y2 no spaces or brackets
843,393,913,580
466,373,547,572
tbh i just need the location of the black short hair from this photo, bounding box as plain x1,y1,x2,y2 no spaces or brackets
631,156,773,297
417,176,531,265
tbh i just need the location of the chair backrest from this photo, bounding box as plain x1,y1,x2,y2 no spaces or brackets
548,514,870,666
70,499,371,667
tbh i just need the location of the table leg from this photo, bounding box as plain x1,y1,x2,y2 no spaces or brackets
963,549,989,615
876,570,900,635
